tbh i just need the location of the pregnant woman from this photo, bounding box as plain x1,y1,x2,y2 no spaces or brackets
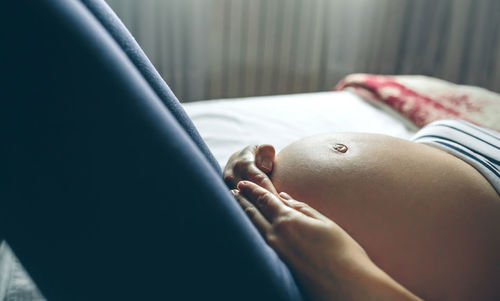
5,1,499,300
225,119,500,300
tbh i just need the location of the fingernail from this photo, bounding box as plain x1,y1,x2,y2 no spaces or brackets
261,158,272,170
279,192,292,200
231,189,238,195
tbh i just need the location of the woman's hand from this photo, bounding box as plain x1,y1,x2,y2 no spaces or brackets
232,181,422,301
223,144,277,194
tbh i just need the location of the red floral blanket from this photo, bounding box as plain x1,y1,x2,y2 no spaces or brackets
334,74,500,131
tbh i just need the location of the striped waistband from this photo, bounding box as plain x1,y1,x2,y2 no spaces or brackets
412,119,500,195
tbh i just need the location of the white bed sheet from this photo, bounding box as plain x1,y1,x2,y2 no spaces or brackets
183,91,417,168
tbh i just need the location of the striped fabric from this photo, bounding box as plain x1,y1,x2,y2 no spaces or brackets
412,119,500,195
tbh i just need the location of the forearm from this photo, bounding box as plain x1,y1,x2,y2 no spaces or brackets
350,260,423,301
295,247,422,301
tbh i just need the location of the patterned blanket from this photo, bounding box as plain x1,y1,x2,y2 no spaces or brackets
334,74,500,131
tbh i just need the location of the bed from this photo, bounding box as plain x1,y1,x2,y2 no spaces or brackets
183,90,418,168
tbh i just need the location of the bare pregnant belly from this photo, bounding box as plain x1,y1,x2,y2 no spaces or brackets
270,133,500,300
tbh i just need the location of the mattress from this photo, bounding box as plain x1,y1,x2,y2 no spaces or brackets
183,91,418,168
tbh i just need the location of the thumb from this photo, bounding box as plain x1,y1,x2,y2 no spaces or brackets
255,144,276,173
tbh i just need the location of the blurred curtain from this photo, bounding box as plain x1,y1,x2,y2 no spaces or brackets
106,0,500,102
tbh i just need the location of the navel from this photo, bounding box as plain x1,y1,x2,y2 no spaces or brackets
332,143,348,153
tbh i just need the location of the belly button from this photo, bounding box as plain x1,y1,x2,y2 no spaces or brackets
332,143,348,153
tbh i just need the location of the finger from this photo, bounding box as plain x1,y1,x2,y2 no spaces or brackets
223,168,238,189
246,166,278,195
223,162,238,188
231,189,272,235
255,144,276,174
237,181,289,222
223,145,277,194
223,145,258,188
231,160,278,195
279,192,329,221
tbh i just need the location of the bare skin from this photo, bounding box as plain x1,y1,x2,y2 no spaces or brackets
225,134,500,300
233,181,422,301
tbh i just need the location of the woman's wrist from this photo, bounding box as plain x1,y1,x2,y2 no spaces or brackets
340,256,423,301
299,250,422,301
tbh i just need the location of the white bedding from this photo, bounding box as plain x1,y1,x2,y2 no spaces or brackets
183,91,418,168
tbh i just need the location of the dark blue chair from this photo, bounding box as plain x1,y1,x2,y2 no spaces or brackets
0,0,303,300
